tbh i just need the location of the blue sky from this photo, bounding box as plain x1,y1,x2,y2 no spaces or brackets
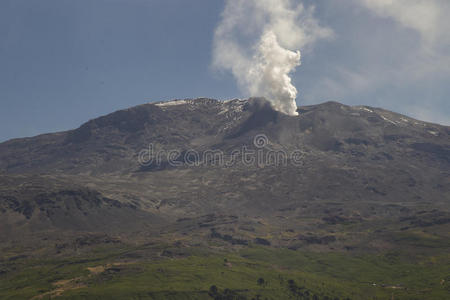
1,0,449,142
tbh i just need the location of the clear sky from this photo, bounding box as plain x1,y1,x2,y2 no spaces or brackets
1,0,449,142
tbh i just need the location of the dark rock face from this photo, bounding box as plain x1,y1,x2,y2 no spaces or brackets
0,175,162,237
1,98,448,175
227,97,280,138
254,238,271,246
0,98,448,238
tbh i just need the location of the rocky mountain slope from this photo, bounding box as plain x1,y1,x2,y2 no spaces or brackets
1,97,448,209
1,98,449,299
0,98,449,231
1,98,448,175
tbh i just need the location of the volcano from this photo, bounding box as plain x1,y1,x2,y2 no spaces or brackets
1,98,449,299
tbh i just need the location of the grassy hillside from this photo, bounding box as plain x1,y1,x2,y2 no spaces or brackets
1,243,448,300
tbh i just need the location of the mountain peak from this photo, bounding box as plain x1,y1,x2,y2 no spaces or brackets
0,98,448,175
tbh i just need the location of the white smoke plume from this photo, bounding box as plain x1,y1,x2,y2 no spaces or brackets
213,0,332,116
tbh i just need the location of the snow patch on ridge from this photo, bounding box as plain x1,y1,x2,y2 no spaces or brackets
154,100,188,107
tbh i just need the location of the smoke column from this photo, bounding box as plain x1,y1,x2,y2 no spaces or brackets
213,0,332,115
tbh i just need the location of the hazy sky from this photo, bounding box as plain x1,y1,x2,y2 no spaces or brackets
1,0,449,142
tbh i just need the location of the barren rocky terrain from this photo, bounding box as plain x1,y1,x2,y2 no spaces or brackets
0,98,449,299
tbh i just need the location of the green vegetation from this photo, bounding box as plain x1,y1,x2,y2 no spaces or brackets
0,245,448,299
